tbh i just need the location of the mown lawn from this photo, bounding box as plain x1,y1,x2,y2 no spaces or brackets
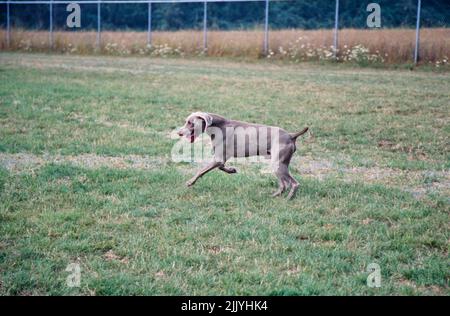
0,53,448,295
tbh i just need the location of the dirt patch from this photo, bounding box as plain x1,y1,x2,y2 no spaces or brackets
293,156,335,181
0,153,46,173
378,140,429,160
0,152,167,173
103,250,129,264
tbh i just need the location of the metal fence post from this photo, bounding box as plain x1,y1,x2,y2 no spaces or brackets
263,0,269,55
203,1,207,51
6,0,10,48
333,0,339,59
97,1,101,50
147,2,152,47
49,0,53,49
414,0,421,65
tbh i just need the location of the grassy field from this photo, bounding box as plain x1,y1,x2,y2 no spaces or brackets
0,53,449,295
1,28,450,65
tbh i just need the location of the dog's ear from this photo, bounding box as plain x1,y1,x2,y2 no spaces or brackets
188,112,213,129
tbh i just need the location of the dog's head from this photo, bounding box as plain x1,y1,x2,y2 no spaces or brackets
177,112,213,143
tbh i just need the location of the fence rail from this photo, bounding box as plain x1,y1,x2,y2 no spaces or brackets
1,0,424,63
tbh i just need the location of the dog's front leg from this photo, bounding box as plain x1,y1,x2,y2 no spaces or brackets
186,161,222,187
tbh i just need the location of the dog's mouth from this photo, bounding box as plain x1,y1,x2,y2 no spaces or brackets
181,131,195,143
178,127,200,143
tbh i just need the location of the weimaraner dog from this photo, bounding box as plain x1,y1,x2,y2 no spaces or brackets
177,112,308,199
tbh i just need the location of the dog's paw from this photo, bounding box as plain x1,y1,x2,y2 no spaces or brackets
186,179,195,187
272,191,283,197
228,167,237,174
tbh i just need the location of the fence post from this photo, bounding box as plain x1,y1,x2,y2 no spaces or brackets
414,0,421,65
263,0,269,55
49,0,53,49
97,0,101,50
203,1,207,52
333,0,339,59
147,2,152,47
6,0,10,48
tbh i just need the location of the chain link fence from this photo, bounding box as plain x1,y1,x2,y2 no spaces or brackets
0,0,448,64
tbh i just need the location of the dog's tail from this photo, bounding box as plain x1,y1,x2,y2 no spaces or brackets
290,127,309,140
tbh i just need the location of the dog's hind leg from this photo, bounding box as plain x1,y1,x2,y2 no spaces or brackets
286,174,299,200
273,163,299,199
219,164,237,174
272,164,291,197
272,177,286,197
271,142,299,199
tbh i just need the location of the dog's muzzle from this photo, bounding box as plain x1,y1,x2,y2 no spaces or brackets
178,128,195,143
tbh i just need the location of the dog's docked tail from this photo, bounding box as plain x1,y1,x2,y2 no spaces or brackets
290,127,309,140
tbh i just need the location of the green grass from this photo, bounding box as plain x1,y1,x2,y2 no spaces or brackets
0,53,448,295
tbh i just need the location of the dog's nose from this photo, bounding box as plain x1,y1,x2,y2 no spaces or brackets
177,130,184,137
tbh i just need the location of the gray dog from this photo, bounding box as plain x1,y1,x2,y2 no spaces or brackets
177,112,308,199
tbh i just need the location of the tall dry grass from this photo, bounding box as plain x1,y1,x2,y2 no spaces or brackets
0,28,449,64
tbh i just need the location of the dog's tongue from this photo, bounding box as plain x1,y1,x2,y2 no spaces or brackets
190,134,195,143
